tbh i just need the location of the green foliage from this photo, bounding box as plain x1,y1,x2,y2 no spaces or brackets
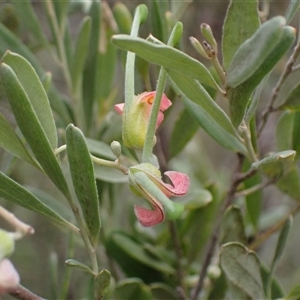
0,0,299,299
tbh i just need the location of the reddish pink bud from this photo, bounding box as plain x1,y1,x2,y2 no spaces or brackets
114,92,172,149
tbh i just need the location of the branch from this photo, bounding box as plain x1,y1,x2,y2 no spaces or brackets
9,285,46,300
191,154,252,300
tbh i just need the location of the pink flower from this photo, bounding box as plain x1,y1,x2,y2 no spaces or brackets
129,163,189,227
0,259,20,295
115,92,172,150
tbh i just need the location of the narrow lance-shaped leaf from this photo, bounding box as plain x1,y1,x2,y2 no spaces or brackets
0,63,70,199
0,113,40,168
277,82,300,111
13,0,48,46
266,216,292,296
66,124,101,245
222,0,260,70
169,108,199,159
71,16,91,91
226,16,286,88
167,69,247,155
112,35,219,89
227,25,296,127
94,269,111,300
0,171,78,233
2,51,57,149
285,0,300,24
220,242,265,299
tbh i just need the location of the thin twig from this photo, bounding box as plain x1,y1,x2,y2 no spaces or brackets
258,40,300,138
9,284,46,300
191,154,255,300
169,221,188,300
249,202,300,250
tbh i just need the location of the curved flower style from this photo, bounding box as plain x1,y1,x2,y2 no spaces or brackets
129,163,189,227
115,91,172,150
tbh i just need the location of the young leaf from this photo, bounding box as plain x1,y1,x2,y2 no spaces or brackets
0,171,78,233
13,0,48,46
169,108,199,159
112,35,219,89
276,111,294,151
71,16,91,91
285,0,300,24
220,206,247,245
65,259,94,274
94,269,111,300
167,69,247,155
115,279,153,300
226,16,286,88
227,25,296,127
222,0,260,70
113,2,132,34
266,216,292,296
82,0,101,130
220,242,265,299
2,51,57,149
286,283,300,300
0,113,40,168
0,63,70,199
252,150,296,178
277,82,300,111
66,124,101,245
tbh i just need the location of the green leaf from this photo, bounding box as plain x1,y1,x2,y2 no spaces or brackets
65,259,94,274
85,139,115,160
260,264,285,299
0,112,40,168
220,242,265,299
115,279,152,300
2,51,58,149
286,283,300,300
113,2,132,34
266,216,292,296
0,22,42,73
220,206,247,245
0,171,78,232
226,16,286,88
227,25,296,127
150,283,178,300
66,124,101,245
169,108,199,159
112,35,219,89
107,232,175,275
71,16,91,91
292,112,300,160
277,82,300,111
180,188,212,210
94,269,111,300
82,0,101,130
276,111,294,151
222,0,260,70
276,166,300,200
252,150,296,178
13,0,48,46
168,69,247,155
150,0,167,43
94,164,127,183
285,0,300,24
0,62,70,198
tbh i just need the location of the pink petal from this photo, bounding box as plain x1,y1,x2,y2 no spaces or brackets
114,103,124,115
156,111,164,129
0,259,19,295
159,94,172,112
161,171,190,197
134,205,164,227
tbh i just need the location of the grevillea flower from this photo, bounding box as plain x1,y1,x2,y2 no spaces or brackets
0,259,19,295
115,91,172,150
128,163,189,227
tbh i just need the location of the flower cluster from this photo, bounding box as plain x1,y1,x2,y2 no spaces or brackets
115,92,190,226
